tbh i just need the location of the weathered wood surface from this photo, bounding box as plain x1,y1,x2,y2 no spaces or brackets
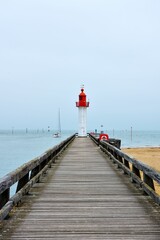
0,134,75,220
1,137,160,239
89,134,160,204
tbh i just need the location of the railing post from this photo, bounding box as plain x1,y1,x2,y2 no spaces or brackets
132,165,141,178
16,173,29,193
124,158,130,169
112,151,117,164
131,165,141,183
117,155,123,163
0,188,10,209
143,173,155,191
30,166,40,180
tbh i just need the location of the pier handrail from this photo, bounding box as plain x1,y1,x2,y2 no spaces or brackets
89,133,160,205
0,134,76,220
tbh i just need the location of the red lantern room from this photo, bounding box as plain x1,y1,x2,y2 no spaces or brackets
76,87,89,107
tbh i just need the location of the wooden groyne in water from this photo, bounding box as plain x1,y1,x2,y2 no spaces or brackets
0,134,160,239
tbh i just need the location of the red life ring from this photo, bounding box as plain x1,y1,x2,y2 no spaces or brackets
102,136,108,140
99,134,109,141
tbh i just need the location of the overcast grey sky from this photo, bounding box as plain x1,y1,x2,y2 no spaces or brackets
0,0,160,131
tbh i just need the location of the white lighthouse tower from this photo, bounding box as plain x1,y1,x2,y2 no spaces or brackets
76,86,89,137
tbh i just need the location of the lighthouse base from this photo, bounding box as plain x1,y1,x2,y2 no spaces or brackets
78,131,87,137
78,135,88,138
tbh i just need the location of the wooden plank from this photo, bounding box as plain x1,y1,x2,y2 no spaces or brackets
0,137,160,239
0,134,75,196
0,134,75,216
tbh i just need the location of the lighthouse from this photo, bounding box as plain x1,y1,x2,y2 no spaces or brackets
76,86,89,137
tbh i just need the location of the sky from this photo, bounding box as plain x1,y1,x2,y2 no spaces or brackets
0,0,160,131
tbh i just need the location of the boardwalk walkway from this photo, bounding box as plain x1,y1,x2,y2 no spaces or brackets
1,137,160,239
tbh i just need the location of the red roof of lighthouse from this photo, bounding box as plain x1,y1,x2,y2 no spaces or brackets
76,87,89,108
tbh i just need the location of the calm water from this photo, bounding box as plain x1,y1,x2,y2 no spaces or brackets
0,129,75,178
0,129,160,179
107,130,160,148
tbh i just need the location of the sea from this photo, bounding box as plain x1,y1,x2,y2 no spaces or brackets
0,129,160,180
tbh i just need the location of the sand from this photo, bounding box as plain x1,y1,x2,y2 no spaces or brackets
122,147,160,195
122,147,160,173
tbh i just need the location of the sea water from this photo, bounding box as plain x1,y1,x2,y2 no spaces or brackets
0,129,75,179
107,130,160,148
0,129,160,179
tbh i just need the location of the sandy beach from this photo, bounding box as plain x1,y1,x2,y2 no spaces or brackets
122,147,160,195
122,147,160,173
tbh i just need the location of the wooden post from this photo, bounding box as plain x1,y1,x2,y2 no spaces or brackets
132,165,141,178
16,173,29,193
124,158,130,169
132,165,141,183
30,166,40,180
143,173,155,191
0,188,10,209
117,155,123,163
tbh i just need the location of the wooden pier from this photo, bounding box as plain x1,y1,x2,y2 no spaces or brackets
0,136,160,239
